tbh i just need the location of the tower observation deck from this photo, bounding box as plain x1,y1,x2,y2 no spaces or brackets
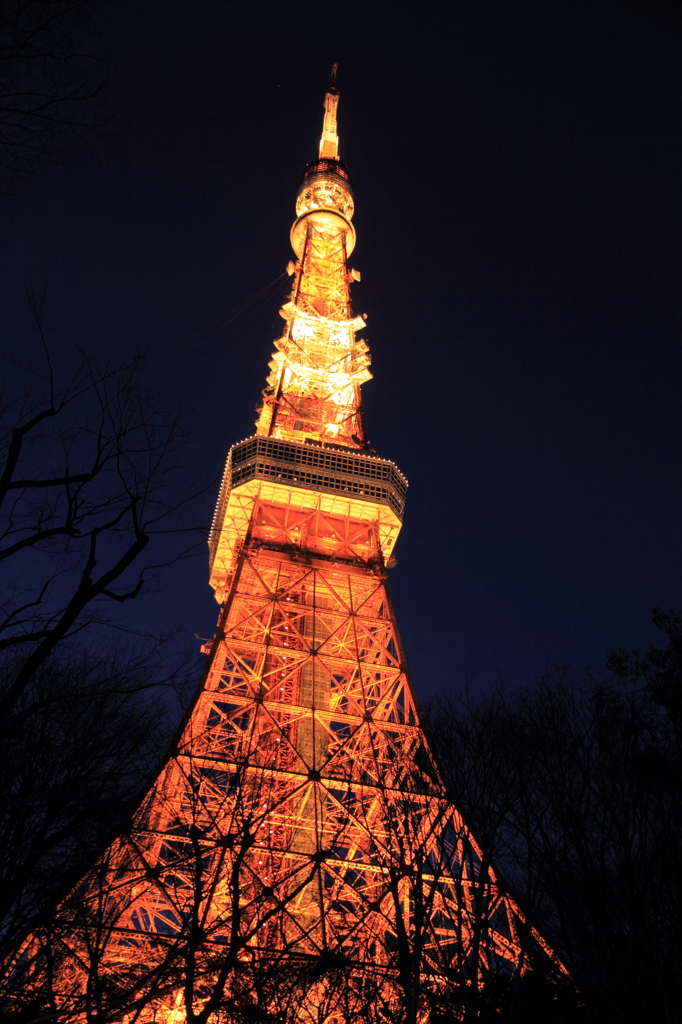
15,74,562,1024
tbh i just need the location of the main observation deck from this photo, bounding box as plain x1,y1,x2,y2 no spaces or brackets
208,436,408,600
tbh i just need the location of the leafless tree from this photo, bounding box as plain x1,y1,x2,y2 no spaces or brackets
0,0,113,198
0,295,209,1016
0,289,204,723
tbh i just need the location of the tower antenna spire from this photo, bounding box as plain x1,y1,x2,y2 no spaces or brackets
319,65,340,160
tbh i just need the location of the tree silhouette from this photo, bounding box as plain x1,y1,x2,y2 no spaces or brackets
0,0,113,197
426,611,682,1024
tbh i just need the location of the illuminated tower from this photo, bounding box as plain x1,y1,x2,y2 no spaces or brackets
17,75,559,1023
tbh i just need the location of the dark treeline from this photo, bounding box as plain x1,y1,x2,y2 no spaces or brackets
425,609,682,1024
0,647,179,971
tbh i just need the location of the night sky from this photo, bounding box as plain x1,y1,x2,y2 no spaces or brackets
2,0,682,700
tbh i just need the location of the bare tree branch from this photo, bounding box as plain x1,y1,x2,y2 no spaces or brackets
0,303,211,725
0,0,114,197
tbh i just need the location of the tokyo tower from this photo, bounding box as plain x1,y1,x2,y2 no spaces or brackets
16,74,559,1024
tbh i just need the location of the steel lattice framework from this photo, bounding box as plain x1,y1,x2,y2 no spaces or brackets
15,76,560,1024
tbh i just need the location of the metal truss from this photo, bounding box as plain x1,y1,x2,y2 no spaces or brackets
16,535,554,1023
257,221,369,451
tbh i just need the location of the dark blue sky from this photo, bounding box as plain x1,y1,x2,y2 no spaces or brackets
2,0,681,699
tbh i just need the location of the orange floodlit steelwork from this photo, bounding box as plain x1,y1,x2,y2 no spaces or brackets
15,76,560,1023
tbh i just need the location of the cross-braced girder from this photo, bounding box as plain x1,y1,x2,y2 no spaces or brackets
15,541,556,1022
